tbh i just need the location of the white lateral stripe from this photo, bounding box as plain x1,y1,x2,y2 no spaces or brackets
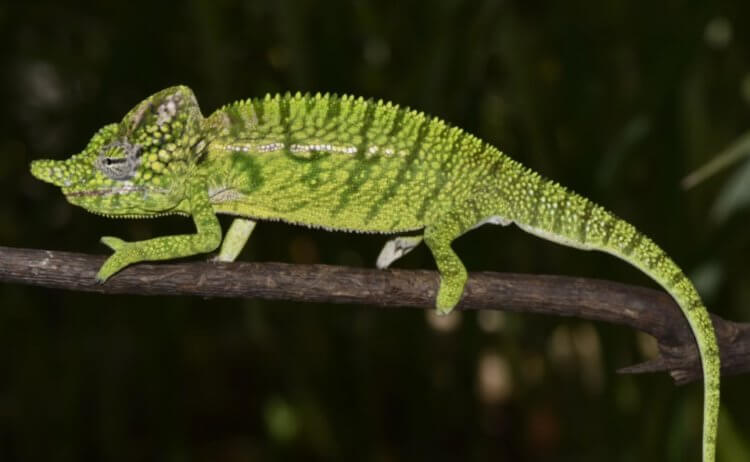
219,142,407,157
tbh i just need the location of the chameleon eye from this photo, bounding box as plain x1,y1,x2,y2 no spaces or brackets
96,140,141,180
103,157,126,166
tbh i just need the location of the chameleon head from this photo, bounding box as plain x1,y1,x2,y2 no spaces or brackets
30,86,207,217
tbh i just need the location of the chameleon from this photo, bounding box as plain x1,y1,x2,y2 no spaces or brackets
30,85,719,461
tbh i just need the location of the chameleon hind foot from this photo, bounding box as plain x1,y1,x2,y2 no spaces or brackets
424,226,468,315
213,218,256,262
376,235,423,269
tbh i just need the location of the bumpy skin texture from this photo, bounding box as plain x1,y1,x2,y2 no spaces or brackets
30,86,719,461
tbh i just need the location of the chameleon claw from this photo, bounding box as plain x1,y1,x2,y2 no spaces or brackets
100,236,127,251
94,272,109,284
207,253,225,264
96,257,119,283
97,237,140,281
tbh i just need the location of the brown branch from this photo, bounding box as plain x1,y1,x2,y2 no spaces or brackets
0,245,747,384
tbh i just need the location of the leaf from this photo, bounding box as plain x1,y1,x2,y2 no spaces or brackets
710,157,750,224
682,130,750,190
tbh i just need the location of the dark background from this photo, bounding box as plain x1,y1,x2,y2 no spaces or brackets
1,1,749,461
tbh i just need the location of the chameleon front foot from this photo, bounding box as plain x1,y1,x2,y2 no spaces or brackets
96,236,143,282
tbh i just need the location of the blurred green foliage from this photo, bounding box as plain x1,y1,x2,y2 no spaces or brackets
1,1,749,461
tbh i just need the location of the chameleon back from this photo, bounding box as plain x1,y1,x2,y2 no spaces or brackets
202,93,503,233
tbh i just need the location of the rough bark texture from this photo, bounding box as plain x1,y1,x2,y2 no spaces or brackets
0,245,747,384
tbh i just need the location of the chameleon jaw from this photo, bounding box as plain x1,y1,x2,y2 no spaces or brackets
62,184,183,219
63,184,152,198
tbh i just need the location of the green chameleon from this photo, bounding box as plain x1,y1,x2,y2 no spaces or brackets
30,85,719,460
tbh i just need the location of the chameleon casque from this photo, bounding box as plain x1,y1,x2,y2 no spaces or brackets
30,85,719,460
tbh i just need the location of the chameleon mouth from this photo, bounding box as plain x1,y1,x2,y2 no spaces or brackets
66,189,123,198
64,185,162,197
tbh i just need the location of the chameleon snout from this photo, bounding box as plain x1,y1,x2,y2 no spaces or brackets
30,159,80,187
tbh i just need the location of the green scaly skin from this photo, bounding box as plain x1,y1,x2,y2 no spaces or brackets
30,86,719,461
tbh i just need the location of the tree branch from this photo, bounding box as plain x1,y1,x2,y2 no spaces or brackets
1,245,747,384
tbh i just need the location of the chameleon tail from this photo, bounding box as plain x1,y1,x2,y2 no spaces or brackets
601,223,720,462
489,169,720,461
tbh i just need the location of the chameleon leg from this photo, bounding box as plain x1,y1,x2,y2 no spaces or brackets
423,217,467,315
96,179,222,281
376,235,423,269
214,218,257,262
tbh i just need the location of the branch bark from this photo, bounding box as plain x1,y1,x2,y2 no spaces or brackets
0,245,747,385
